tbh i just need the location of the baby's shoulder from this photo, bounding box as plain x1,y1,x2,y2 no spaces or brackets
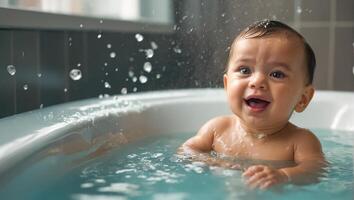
198,115,234,135
288,123,319,142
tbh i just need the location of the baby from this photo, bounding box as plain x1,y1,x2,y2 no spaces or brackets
180,20,326,189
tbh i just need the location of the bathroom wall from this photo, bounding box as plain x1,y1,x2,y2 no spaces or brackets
0,0,353,118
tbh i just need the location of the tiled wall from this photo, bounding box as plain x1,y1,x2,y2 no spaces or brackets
0,0,353,118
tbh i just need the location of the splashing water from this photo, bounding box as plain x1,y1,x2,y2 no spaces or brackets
139,75,148,84
121,87,128,94
143,62,152,73
7,65,16,76
151,41,158,50
104,82,111,89
135,33,144,42
23,84,28,91
145,49,154,58
69,69,82,81
110,52,116,58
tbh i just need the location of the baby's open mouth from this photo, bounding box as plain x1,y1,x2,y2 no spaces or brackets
244,98,270,110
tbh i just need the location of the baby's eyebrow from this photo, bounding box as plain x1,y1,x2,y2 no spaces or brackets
268,61,291,70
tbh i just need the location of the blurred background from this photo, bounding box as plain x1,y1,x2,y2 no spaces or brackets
0,0,353,118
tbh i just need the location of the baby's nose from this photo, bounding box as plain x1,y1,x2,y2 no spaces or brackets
249,73,267,89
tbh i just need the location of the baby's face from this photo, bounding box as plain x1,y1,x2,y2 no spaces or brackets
224,33,313,131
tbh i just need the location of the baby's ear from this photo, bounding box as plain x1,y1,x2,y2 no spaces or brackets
295,85,315,113
223,74,228,90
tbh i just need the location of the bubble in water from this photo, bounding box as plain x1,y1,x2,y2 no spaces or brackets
133,87,137,92
132,76,137,82
77,63,81,67
143,62,152,73
107,44,112,49
135,33,144,42
115,68,118,72
104,62,108,66
156,74,161,79
97,34,102,39
79,24,84,28
23,84,28,91
151,41,158,50
104,81,111,88
121,87,128,94
69,69,82,81
139,75,148,84
145,49,154,58
296,6,302,14
128,70,134,77
64,88,68,93
37,73,42,78
7,65,16,76
110,52,116,58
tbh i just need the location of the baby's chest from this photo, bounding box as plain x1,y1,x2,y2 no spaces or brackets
213,139,294,160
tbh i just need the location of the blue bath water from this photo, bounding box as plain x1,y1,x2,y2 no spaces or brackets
0,129,353,200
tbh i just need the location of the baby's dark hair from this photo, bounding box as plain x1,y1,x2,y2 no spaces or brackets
226,19,316,85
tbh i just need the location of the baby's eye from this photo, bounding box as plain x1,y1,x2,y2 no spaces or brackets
270,71,286,79
238,66,251,74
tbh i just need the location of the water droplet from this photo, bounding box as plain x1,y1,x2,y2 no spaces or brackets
132,76,137,82
135,33,144,42
23,84,28,90
133,87,137,92
128,70,134,77
104,81,111,88
97,34,102,39
99,19,103,24
79,24,84,28
296,6,302,14
221,13,226,17
115,68,118,72
98,94,104,99
68,37,72,41
39,104,43,109
104,62,108,66
121,87,127,94
151,41,158,50
139,75,148,84
110,52,116,58
143,62,152,73
156,74,161,79
7,65,16,76
107,44,112,49
64,88,68,92
37,73,42,78
77,63,81,67
173,47,182,54
105,72,109,76
145,49,154,58
69,69,82,81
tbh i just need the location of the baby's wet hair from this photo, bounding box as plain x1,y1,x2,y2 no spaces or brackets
226,19,316,85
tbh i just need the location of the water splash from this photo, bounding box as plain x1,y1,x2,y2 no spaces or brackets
151,41,158,50
143,62,152,73
7,65,16,76
135,33,144,42
104,82,111,89
23,84,28,91
139,75,148,84
69,69,82,81
110,52,116,58
145,49,154,58
121,87,128,94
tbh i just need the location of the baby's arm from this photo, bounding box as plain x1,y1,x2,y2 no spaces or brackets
178,117,241,169
243,130,326,189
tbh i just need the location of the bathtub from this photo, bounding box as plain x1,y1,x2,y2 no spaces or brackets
0,89,353,199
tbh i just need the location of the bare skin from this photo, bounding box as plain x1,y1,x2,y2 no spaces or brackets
181,32,326,189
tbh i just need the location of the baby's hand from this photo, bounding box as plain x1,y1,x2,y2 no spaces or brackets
242,165,289,189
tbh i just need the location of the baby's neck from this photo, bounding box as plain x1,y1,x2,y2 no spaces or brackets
236,120,289,140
